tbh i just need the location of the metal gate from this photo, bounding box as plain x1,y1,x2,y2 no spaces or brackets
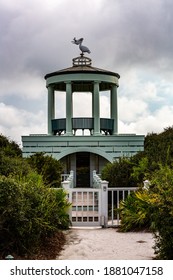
68,188,101,227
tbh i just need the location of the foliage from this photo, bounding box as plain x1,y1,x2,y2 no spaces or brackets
119,190,152,232
26,152,64,188
103,127,173,259
101,126,173,188
119,165,173,259
130,127,173,185
0,135,30,177
144,127,173,167
131,157,149,185
0,135,70,258
0,155,31,178
0,134,22,157
0,174,71,257
101,157,136,188
148,165,173,259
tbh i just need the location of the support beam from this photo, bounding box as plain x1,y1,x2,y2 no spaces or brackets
47,85,55,135
93,81,101,135
65,82,73,135
111,84,118,134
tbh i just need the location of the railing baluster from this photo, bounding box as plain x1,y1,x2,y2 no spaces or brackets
111,190,114,226
122,190,125,201
117,190,120,226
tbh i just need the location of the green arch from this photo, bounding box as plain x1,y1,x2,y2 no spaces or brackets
54,146,113,162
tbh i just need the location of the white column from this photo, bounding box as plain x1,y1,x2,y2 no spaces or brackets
92,91,94,117
65,81,73,135
91,91,94,135
111,84,118,134
100,181,108,227
47,85,55,135
93,81,101,135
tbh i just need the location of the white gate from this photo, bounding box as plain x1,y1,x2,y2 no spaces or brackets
107,187,137,227
62,171,137,227
66,187,137,227
68,188,101,227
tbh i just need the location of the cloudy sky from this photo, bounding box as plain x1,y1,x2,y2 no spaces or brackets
0,0,173,146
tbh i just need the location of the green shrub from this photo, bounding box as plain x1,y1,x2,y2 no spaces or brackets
119,190,152,232
148,166,173,259
119,165,173,259
0,174,71,257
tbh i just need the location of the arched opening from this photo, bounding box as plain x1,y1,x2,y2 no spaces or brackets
60,151,109,187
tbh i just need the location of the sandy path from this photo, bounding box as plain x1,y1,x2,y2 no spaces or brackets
57,228,155,260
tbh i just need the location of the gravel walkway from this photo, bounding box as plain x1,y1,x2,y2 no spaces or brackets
57,228,155,260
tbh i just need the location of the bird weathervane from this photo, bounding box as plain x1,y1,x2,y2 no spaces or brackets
71,37,91,56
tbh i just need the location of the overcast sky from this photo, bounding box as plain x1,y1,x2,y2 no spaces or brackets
0,0,173,146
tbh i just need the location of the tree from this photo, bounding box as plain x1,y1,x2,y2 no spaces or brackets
0,155,31,177
27,152,64,188
144,127,173,168
131,157,149,185
126,126,173,186
101,157,136,188
0,134,22,157
0,135,30,177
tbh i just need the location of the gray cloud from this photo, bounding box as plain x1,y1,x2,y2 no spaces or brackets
1,0,173,74
0,0,173,143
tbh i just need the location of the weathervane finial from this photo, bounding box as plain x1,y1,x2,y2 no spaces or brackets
71,37,91,56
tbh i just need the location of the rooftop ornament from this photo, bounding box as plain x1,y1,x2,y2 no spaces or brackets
71,37,91,56
71,37,92,66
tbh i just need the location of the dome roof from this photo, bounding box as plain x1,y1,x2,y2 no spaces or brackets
44,56,120,92
44,56,120,79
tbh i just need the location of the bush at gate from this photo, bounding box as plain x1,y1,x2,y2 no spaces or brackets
0,174,71,257
119,165,173,260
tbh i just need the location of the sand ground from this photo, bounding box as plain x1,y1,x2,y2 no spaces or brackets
57,227,155,260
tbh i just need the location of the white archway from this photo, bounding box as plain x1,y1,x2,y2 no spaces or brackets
54,146,113,163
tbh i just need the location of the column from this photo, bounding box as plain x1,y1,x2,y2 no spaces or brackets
100,181,108,227
111,84,118,134
92,91,94,135
65,81,73,135
47,85,55,135
93,81,101,135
